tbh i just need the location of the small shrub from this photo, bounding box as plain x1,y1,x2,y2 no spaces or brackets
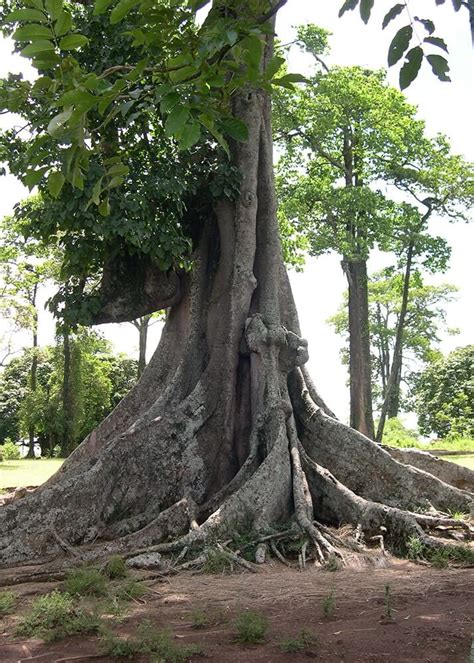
324,554,341,572
406,535,424,560
1,439,20,460
104,555,128,579
16,590,100,642
0,591,16,616
322,590,335,618
100,620,204,660
202,548,233,574
115,578,147,601
382,419,422,449
63,567,108,597
234,610,267,644
279,629,319,653
190,608,210,629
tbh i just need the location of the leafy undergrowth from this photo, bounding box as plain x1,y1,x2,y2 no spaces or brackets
233,609,268,644
100,620,204,660
16,590,101,642
406,537,474,568
0,591,16,616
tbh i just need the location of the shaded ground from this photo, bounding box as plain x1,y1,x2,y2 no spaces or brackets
1,560,473,662
0,459,64,490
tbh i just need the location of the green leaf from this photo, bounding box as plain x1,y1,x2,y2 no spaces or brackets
21,40,55,57
179,121,201,150
242,35,263,69
5,8,47,22
414,17,435,35
265,55,285,80
382,3,404,29
110,0,140,24
13,24,53,41
57,88,96,111
47,109,73,137
59,34,89,50
160,93,180,114
426,54,451,82
107,163,129,177
199,114,229,157
164,105,190,138
221,117,248,142
47,170,65,197
24,166,48,189
93,0,118,14
424,36,449,53
387,25,413,66
399,47,423,90
98,198,110,216
272,73,307,89
55,10,73,37
359,0,374,24
338,0,359,17
45,0,63,21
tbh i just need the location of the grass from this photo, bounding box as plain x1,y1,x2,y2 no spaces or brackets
234,610,268,644
279,629,319,653
103,555,128,580
100,620,204,660
0,458,64,489
0,591,16,616
63,567,108,597
322,590,335,618
445,455,474,470
16,590,101,642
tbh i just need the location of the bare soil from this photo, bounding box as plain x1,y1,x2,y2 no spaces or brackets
1,559,473,662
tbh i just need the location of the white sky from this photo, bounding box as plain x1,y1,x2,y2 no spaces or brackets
1,2,473,423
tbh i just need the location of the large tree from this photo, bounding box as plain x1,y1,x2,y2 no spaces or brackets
0,0,472,568
275,28,473,439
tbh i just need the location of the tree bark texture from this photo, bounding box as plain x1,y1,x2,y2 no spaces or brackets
345,260,375,439
27,284,39,459
0,43,472,568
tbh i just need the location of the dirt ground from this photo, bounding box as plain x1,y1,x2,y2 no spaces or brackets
0,559,473,662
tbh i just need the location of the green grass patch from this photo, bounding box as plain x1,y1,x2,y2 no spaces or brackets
0,459,64,489
0,591,16,616
103,555,128,580
63,567,108,597
16,590,101,642
100,620,204,660
114,578,147,602
445,455,474,470
233,610,267,644
279,629,319,653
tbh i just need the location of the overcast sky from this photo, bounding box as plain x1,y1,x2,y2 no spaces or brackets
0,2,473,423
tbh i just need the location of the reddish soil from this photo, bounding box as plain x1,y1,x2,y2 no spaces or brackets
0,559,473,662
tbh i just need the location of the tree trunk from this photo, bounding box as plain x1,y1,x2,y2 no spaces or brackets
345,259,375,439
0,19,472,568
61,329,76,457
26,284,38,459
135,316,151,377
376,242,414,443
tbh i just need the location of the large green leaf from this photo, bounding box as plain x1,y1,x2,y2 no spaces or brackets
21,40,55,57
110,0,141,24
426,54,451,82
338,0,359,17
59,34,89,50
424,36,449,53
399,47,423,90
13,24,53,41
55,11,73,37
387,25,413,66
221,117,248,142
47,109,73,137
382,4,404,29
165,106,190,137
5,8,47,23
179,121,201,150
359,0,374,24
93,0,118,15
45,0,63,21
47,170,65,198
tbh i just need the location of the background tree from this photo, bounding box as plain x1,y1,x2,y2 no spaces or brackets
0,0,471,568
413,345,474,439
275,26,473,439
129,312,164,377
329,268,458,419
